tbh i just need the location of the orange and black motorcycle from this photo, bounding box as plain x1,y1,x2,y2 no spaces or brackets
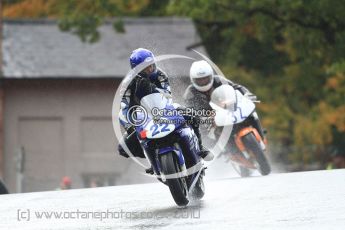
208,84,271,177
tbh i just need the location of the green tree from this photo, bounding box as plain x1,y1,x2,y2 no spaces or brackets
167,0,345,167
3,0,153,42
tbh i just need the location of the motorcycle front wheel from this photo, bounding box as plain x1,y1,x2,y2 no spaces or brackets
160,153,189,206
242,133,271,176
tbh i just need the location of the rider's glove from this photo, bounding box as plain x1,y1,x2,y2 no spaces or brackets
135,77,158,98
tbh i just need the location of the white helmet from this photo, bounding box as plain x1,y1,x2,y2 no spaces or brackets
189,60,214,92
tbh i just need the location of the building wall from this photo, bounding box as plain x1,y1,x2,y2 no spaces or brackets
3,79,155,193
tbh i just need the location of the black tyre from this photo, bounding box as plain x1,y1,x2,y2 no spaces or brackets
242,133,271,176
0,180,9,195
160,153,189,206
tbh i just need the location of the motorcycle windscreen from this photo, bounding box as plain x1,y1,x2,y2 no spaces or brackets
209,102,234,126
140,93,177,139
140,93,170,118
210,84,236,126
210,84,236,111
210,85,255,126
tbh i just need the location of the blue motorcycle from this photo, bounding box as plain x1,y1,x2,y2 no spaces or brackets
134,92,205,206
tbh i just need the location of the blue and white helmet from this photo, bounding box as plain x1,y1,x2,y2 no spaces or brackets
129,48,156,71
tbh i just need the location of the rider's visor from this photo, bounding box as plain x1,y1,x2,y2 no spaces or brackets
141,64,156,75
192,75,212,87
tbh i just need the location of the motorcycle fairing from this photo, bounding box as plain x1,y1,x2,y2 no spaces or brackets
157,146,185,166
210,84,255,126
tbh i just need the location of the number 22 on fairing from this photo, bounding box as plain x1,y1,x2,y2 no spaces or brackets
145,121,175,139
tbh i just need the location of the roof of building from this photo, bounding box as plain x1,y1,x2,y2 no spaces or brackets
2,18,207,78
